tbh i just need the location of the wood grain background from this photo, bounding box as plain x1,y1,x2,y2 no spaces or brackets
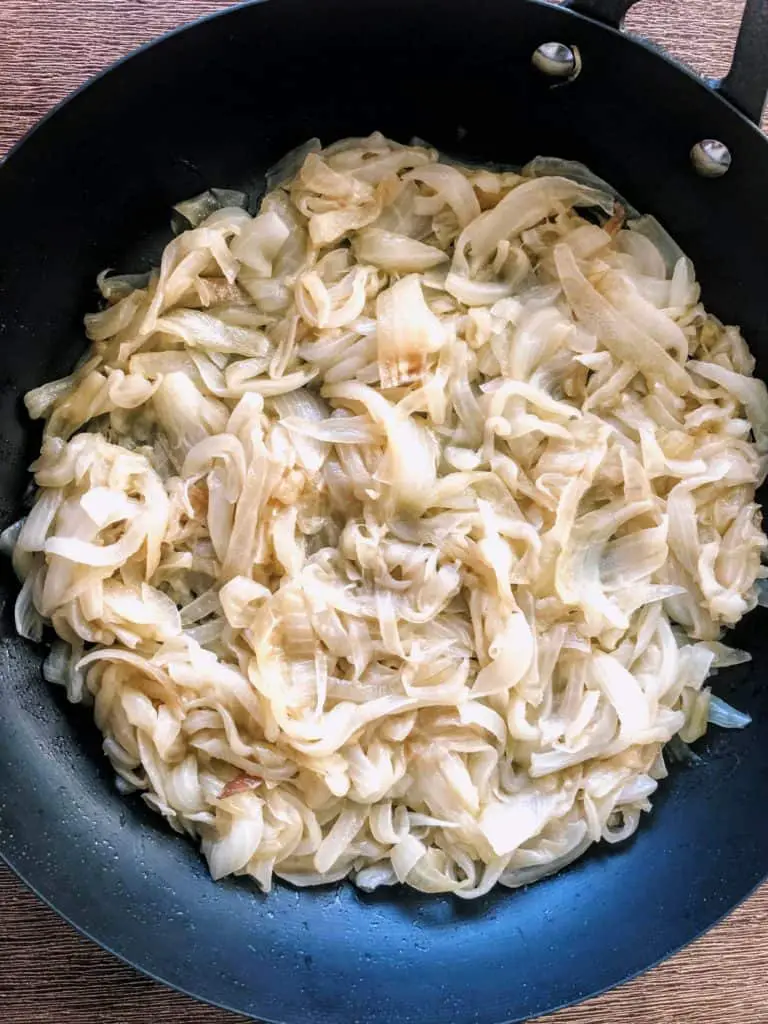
1,1,767,1022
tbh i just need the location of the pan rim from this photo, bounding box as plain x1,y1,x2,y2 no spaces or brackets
2,0,765,174
2,837,767,1024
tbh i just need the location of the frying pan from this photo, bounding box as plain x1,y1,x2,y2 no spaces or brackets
2,1,768,1021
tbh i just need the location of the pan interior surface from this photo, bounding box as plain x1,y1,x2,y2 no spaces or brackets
2,2,768,1022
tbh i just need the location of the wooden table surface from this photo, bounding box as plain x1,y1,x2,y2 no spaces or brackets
1,1,767,1021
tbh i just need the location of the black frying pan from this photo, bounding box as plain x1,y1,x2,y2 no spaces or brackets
2,1,768,1021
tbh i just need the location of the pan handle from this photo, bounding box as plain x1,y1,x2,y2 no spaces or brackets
560,0,637,23
562,0,768,126
718,0,768,125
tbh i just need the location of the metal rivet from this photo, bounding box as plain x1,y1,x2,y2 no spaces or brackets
532,42,580,81
690,139,732,178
